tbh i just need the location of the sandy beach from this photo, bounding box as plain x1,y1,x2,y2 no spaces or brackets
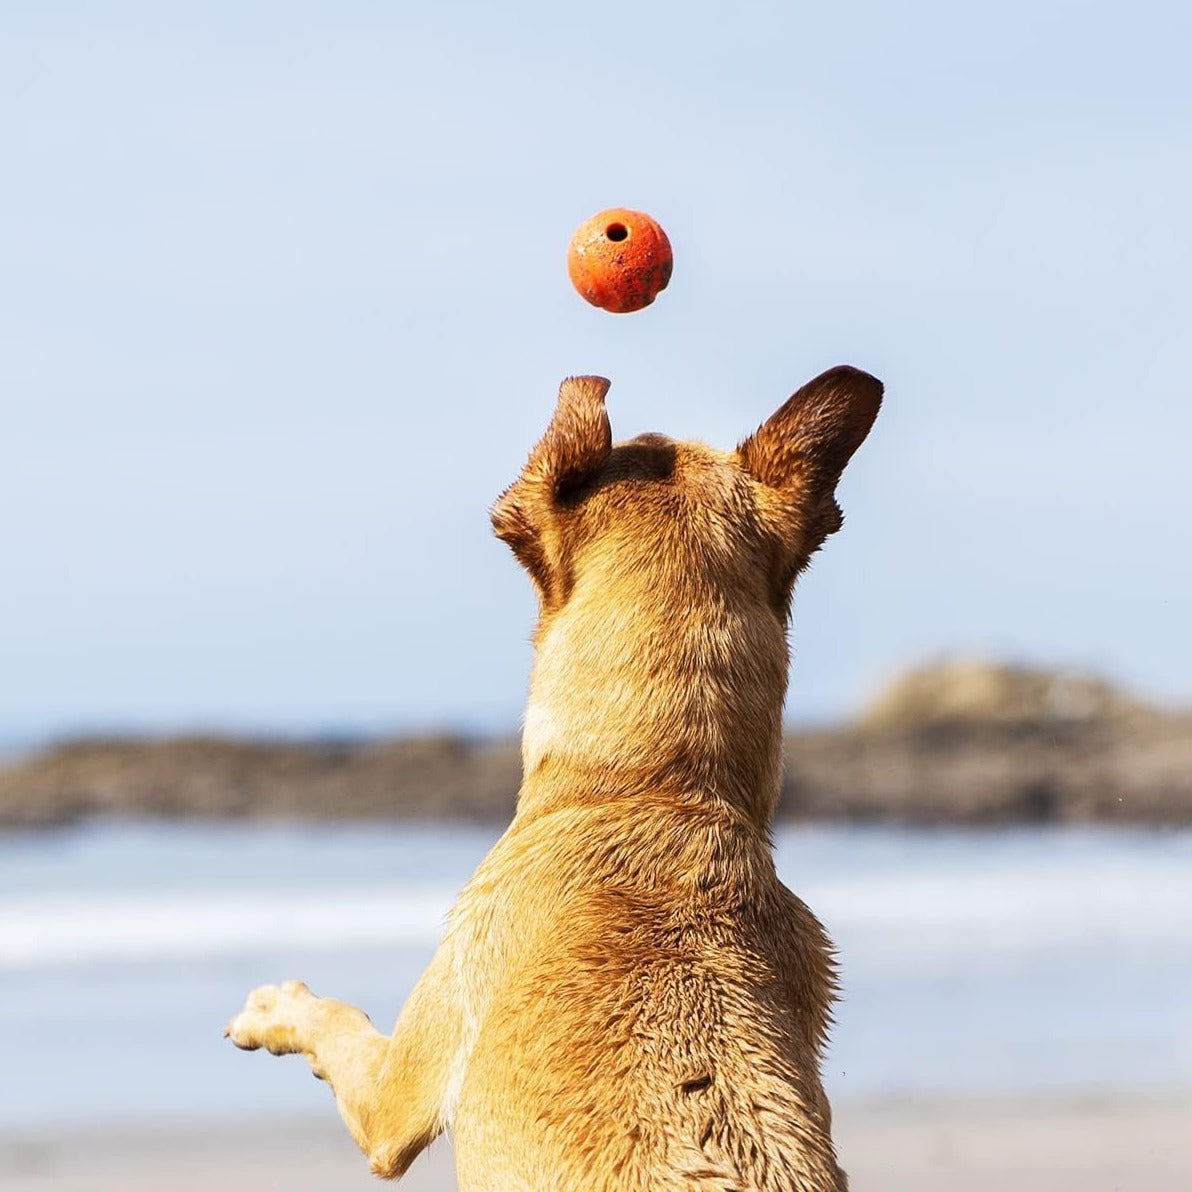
4,1094,1188,1191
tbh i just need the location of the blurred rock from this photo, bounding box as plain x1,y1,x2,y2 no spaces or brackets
859,659,1149,727
0,736,522,828
1,663,1188,828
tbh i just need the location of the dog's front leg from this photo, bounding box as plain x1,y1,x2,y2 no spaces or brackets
225,979,397,1170
226,952,464,1179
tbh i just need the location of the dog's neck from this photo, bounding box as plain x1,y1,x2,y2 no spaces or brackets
517,574,789,829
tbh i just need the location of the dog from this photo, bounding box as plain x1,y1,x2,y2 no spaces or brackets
226,364,882,1190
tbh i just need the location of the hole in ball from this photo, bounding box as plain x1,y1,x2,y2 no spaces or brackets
605,222,629,242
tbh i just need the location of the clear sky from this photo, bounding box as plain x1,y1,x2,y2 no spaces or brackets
2,2,1189,741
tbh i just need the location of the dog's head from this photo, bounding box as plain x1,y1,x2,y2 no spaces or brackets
493,366,882,618
492,366,882,819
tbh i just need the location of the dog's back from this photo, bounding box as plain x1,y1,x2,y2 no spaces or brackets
452,797,844,1190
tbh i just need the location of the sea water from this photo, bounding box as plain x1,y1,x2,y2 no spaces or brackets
1,822,1189,1129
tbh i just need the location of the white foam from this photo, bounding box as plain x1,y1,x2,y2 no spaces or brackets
805,862,1192,975
0,886,455,969
3,833,1190,974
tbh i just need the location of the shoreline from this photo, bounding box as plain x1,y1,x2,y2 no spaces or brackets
4,1092,1188,1191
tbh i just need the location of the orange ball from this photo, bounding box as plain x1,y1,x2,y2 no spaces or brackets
567,208,673,313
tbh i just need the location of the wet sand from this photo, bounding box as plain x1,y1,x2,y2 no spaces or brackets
3,1093,1188,1190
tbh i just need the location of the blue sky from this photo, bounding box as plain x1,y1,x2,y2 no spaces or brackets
2,2,1189,740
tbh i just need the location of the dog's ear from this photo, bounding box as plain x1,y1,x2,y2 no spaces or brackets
518,375,612,497
739,366,882,500
739,366,882,587
491,375,612,597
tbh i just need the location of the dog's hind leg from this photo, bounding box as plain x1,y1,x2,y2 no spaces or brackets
226,955,464,1179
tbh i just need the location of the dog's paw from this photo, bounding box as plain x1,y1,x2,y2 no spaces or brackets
224,980,316,1056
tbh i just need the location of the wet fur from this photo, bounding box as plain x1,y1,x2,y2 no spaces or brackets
226,365,883,1190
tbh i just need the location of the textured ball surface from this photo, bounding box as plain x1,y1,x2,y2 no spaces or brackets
567,208,673,313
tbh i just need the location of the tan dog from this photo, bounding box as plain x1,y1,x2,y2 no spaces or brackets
226,365,882,1190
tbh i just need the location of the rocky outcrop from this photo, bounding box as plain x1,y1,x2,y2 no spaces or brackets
0,735,522,828
782,713,1191,823
1,664,1188,828
786,660,1192,823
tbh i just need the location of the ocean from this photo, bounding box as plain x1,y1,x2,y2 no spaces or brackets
2,822,1189,1130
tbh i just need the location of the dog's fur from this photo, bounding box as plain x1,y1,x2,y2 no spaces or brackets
226,365,882,1190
